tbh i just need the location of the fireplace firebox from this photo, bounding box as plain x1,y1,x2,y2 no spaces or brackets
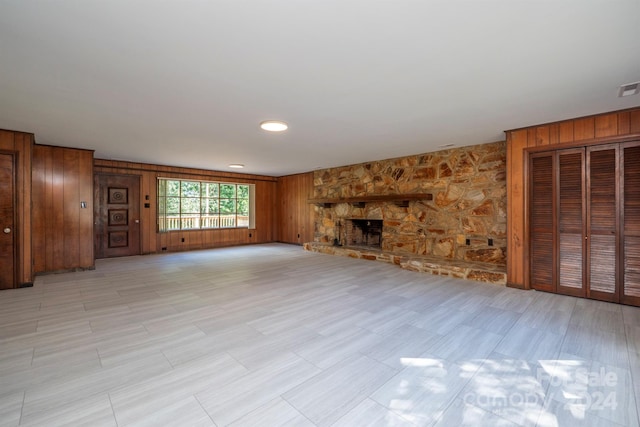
344,219,383,248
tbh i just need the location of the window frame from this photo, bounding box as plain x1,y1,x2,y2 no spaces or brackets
157,178,254,232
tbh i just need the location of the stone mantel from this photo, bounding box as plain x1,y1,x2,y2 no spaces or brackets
308,193,433,208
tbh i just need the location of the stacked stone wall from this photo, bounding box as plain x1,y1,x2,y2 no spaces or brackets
312,141,506,265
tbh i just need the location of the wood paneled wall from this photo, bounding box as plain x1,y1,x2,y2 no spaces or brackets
277,172,315,245
505,107,640,289
0,129,33,286
94,159,278,253
32,145,94,273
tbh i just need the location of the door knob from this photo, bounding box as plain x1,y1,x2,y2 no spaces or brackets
135,220,140,223
3,228,10,234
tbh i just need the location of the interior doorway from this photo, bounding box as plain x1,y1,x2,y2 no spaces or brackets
0,153,16,289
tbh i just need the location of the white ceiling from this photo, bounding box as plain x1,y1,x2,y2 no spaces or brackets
1,1,639,176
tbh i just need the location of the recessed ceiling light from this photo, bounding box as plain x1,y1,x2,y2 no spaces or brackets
260,120,288,132
618,81,640,97
228,164,244,169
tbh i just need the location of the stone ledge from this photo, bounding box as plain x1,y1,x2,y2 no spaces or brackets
303,242,506,285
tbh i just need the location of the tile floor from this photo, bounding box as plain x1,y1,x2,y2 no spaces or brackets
0,243,638,426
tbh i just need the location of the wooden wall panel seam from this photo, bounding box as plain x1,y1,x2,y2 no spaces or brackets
32,145,94,273
276,172,314,245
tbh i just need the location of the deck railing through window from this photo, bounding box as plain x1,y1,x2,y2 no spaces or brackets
159,215,249,231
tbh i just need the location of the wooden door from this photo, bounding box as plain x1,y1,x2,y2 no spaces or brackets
622,142,640,305
530,149,587,297
0,153,16,289
530,141,640,307
529,153,555,292
586,145,618,302
557,149,586,297
94,174,141,258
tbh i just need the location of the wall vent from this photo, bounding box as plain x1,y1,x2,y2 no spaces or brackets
618,82,640,97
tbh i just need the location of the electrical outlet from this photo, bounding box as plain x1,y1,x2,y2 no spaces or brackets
465,238,470,246
488,238,494,246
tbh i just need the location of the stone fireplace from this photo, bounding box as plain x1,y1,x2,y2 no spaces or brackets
311,141,507,265
306,141,508,285
344,219,383,248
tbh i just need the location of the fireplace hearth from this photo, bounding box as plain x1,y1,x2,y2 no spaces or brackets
344,219,383,248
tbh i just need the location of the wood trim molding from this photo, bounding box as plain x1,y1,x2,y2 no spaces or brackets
524,133,640,154
94,158,278,183
504,106,640,134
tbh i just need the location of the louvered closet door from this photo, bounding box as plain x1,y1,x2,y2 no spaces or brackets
586,145,618,302
557,149,586,297
530,153,555,292
622,142,640,305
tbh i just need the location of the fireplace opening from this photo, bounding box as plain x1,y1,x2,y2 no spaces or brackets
345,219,383,248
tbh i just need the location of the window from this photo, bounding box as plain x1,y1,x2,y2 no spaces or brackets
158,178,254,232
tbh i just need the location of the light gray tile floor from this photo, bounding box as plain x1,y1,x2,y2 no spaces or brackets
0,243,638,426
